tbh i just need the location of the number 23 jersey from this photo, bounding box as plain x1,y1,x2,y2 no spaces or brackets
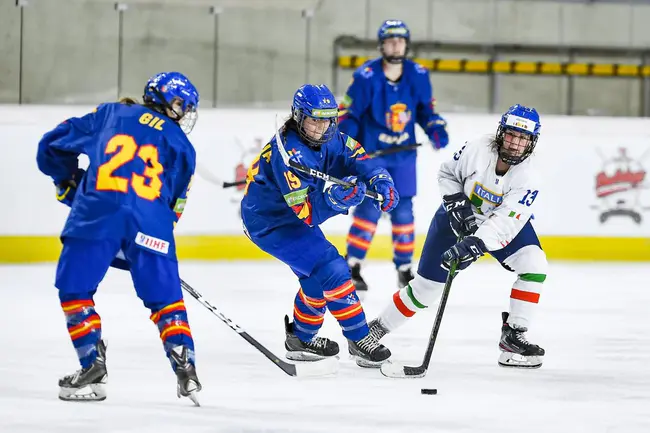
36,102,195,258
438,135,542,251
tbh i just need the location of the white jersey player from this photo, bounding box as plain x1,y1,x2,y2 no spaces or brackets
367,104,547,369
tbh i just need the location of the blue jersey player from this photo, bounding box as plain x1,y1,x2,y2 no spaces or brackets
36,72,202,404
241,84,399,368
338,20,449,292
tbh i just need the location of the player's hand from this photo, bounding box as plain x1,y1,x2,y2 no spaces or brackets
428,118,449,149
325,176,366,212
443,192,478,237
368,172,399,212
55,168,86,207
442,236,487,271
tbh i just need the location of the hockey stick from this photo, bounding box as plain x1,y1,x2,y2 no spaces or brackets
221,143,425,189
194,161,245,189
272,115,384,202
180,279,339,378
380,259,459,378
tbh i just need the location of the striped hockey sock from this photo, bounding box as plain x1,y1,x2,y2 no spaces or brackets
150,300,196,368
292,288,327,341
61,299,102,369
324,280,368,341
508,273,546,329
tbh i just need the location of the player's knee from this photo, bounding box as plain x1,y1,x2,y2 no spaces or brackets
508,245,548,276
409,274,445,307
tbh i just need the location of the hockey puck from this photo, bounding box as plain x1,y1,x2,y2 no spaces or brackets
421,388,438,395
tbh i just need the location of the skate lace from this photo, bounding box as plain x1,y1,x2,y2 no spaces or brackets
307,337,328,350
512,328,532,346
357,333,381,354
368,321,388,341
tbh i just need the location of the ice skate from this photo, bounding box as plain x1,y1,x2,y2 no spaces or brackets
58,340,107,402
170,346,202,406
348,320,391,368
284,315,339,361
498,312,545,369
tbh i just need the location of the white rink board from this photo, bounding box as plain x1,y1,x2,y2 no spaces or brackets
2,105,650,237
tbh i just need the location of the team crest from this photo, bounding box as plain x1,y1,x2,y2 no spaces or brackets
386,103,412,133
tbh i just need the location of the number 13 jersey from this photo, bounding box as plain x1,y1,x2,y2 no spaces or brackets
438,135,542,251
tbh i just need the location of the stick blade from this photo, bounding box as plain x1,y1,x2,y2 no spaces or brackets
293,357,340,378
380,362,427,379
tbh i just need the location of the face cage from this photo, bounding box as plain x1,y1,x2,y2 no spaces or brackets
294,110,337,148
178,107,198,134
380,38,409,64
496,126,538,165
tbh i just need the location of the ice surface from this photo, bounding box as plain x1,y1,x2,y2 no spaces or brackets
1,260,649,432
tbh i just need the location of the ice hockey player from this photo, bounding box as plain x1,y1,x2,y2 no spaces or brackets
370,104,548,368
241,84,399,367
338,19,449,292
36,72,202,403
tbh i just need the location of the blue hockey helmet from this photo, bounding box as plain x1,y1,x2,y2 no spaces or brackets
496,104,541,165
291,84,338,148
377,20,410,64
143,72,199,134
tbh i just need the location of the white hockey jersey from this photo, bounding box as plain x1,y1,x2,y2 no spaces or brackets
438,135,541,251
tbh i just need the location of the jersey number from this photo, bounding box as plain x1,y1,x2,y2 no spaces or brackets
96,134,163,201
453,144,467,161
284,171,301,189
518,189,538,206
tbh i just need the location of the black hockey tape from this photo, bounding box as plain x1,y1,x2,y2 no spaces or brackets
420,388,438,395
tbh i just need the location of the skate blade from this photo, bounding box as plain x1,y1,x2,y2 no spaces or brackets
188,391,200,407
293,356,339,378
59,384,106,402
286,350,338,362
498,352,543,369
351,354,388,369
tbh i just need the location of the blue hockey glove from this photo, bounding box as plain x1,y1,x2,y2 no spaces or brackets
368,172,399,212
325,176,366,212
443,192,478,237
442,236,487,271
55,168,86,207
427,118,449,149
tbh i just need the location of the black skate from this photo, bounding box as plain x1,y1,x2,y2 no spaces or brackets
498,312,545,369
349,262,369,292
58,340,107,402
284,315,339,361
348,322,392,368
170,346,202,406
397,265,414,288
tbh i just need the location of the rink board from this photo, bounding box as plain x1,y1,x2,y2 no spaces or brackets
1,106,649,263
2,234,649,263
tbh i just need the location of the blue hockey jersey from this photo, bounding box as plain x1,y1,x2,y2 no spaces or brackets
241,127,385,236
338,57,446,167
36,102,196,260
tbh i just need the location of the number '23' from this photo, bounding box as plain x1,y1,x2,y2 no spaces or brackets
518,189,538,206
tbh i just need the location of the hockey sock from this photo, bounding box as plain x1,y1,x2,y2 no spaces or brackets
61,299,102,369
324,280,368,341
379,276,445,331
508,273,545,329
292,288,326,341
346,216,377,261
392,222,415,267
150,300,195,368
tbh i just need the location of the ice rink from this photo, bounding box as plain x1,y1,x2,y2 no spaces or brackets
1,260,649,433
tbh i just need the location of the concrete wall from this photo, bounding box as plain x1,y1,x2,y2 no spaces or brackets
1,0,650,115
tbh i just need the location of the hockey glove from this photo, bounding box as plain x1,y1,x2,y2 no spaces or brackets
443,192,478,237
427,117,449,150
442,236,487,271
368,172,399,212
325,176,366,212
55,168,86,207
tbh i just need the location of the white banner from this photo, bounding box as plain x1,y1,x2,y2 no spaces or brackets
2,106,649,238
